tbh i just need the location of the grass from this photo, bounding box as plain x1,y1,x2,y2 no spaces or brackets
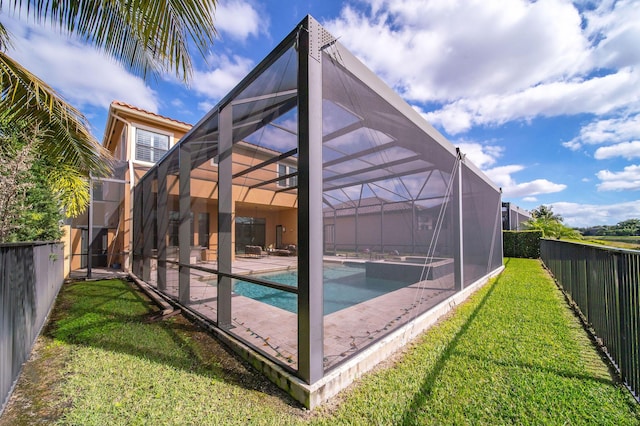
1,259,638,425
0,280,303,425
560,236,640,251
314,258,639,424
583,236,640,250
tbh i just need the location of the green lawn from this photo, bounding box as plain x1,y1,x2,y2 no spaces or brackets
583,236,640,250
569,235,640,250
1,258,638,425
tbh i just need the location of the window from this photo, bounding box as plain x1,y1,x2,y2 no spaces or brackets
417,213,433,231
277,164,287,187
169,211,194,247
136,128,169,163
277,164,297,188
235,217,266,253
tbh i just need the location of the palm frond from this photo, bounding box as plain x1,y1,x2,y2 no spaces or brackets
45,163,90,218
6,0,218,82
0,21,13,51
0,51,113,177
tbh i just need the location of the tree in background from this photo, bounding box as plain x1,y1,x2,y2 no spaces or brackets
0,123,36,241
614,219,640,236
578,219,640,236
0,120,64,242
524,205,581,239
0,0,218,216
530,205,564,222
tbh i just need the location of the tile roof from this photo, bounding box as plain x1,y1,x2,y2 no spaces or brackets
111,100,192,127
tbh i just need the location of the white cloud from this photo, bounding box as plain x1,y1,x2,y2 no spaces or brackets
191,54,254,100
584,0,640,70
596,164,640,191
483,164,523,189
326,0,590,103
171,99,185,109
424,69,640,134
522,196,538,202
168,98,196,118
552,200,640,227
594,140,640,160
324,0,640,134
562,140,583,151
483,164,566,197
197,101,216,113
456,141,503,169
564,114,640,150
454,142,566,199
214,1,267,41
417,105,472,135
504,179,567,198
4,16,158,112
244,119,297,151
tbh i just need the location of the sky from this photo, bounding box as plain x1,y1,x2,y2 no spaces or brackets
2,0,640,228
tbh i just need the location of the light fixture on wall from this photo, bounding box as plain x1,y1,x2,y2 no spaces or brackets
282,227,286,232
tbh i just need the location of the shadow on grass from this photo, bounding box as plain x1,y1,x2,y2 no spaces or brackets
399,259,510,425
46,279,301,403
454,351,617,386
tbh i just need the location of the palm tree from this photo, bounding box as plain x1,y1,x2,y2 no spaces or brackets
530,205,563,222
0,0,217,215
524,205,580,239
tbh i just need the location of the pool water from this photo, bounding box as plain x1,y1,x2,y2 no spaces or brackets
232,264,411,314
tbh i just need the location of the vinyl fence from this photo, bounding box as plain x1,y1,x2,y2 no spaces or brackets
0,242,64,415
540,239,639,402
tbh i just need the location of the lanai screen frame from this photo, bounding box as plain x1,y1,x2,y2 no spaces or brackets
502,202,531,231
133,15,503,386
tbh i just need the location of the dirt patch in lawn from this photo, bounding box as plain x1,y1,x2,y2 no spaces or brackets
0,304,73,425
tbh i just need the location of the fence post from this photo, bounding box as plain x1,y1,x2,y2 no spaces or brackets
609,253,621,371
615,253,629,389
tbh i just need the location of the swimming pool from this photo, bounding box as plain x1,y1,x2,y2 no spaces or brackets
232,263,412,314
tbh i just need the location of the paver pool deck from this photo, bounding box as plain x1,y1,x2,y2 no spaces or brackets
145,255,456,370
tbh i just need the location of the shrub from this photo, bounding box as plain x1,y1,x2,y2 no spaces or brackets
503,230,542,258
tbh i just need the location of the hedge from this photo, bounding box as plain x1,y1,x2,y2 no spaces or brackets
503,230,542,258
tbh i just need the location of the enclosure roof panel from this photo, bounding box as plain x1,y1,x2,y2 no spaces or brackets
151,15,498,193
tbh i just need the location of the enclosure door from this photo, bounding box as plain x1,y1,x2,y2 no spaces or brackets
81,228,109,268
235,217,266,252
